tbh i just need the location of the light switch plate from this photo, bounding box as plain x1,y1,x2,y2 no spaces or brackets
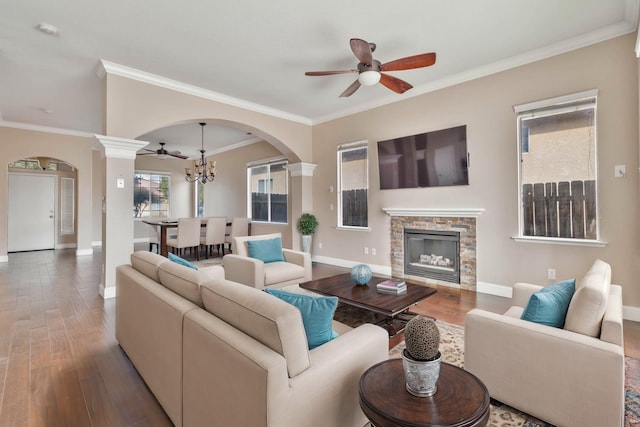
614,165,625,178
117,178,125,188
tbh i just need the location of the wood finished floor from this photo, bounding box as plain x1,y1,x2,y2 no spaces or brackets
0,249,637,426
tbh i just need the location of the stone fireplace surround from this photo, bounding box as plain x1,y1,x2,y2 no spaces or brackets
384,208,483,291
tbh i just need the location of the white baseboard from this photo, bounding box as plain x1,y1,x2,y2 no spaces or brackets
311,255,392,277
99,284,116,299
134,237,150,244
56,243,77,249
623,305,640,322
0,255,7,263
477,281,513,298
76,248,93,256
92,241,102,247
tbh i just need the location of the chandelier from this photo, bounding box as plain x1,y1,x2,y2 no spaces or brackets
185,122,216,184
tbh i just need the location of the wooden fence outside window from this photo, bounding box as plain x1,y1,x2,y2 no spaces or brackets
522,180,596,239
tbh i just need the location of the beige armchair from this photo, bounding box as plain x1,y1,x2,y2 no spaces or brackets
223,233,311,289
464,260,624,427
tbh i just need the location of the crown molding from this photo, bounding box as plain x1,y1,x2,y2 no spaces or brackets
312,20,637,125
207,136,262,156
0,120,95,138
97,60,313,126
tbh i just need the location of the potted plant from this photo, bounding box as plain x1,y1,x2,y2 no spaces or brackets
401,315,441,397
297,213,318,253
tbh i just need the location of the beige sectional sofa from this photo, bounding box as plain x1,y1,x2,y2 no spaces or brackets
464,259,624,427
116,251,388,427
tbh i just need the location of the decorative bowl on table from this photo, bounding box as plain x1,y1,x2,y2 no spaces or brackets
351,264,372,285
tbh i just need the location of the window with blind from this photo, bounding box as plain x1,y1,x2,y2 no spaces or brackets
60,177,75,234
515,90,599,241
337,142,368,229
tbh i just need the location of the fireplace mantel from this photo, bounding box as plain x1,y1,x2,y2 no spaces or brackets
383,208,485,218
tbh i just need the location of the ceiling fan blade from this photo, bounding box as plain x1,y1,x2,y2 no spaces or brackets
169,152,188,159
379,73,413,94
305,70,357,76
339,80,361,97
137,152,156,156
380,52,437,72
350,38,373,65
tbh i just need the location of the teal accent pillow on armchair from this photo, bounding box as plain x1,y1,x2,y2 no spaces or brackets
521,278,576,328
265,289,339,349
247,237,285,263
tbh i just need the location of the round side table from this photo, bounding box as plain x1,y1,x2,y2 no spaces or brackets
359,359,490,427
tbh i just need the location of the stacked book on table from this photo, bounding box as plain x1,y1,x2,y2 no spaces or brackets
376,279,407,295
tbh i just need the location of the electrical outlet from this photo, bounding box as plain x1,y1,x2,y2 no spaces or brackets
364,246,368,255
547,268,556,280
371,248,376,256
318,242,322,249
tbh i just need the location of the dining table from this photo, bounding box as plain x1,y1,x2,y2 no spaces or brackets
142,218,231,257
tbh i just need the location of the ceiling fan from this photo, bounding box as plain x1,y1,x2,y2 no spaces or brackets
137,142,188,160
305,38,436,97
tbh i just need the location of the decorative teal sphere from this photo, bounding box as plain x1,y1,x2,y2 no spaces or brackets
351,264,372,285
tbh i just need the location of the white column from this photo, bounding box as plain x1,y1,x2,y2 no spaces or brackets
95,135,148,299
286,163,316,251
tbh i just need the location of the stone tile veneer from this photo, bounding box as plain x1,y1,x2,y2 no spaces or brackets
390,216,477,291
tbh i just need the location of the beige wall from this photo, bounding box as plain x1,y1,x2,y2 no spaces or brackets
311,34,640,307
0,127,94,256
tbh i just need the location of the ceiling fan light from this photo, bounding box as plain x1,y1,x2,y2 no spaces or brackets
358,70,381,86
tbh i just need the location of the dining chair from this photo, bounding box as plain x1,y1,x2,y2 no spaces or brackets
166,218,201,260
200,217,227,258
224,217,250,254
148,223,160,253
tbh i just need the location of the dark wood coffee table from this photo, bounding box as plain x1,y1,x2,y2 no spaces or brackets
299,273,436,335
359,359,490,427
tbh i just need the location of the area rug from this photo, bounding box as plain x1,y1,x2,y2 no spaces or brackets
193,257,223,268
335,305,639,427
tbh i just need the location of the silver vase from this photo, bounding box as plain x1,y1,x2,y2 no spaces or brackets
402,349,441,397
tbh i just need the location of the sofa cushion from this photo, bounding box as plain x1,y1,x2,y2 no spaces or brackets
564,259,611,337
264,262,306,286
520,278,575,328
168,252,198,270
247,237,285,263
130,251,167,282
264,289,339,349
158,261,207,307
200,280,310,378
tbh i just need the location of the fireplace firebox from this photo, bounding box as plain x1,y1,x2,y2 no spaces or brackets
404,228,460,284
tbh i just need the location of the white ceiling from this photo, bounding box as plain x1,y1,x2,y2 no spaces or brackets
1,0,638,158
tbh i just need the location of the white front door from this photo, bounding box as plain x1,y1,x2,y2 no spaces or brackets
8,174,56,252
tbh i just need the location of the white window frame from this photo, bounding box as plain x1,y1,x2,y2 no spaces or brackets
246,157,288,224
513,89,605,247
337,140,370,230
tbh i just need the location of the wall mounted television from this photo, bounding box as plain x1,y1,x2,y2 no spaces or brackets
377,125,469,190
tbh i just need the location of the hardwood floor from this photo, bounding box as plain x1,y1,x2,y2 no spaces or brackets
0,250,636,426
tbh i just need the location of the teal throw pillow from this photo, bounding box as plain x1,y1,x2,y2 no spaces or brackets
264,289,339,349
521,278,576,328
168,252,198,270
247,237,285,263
